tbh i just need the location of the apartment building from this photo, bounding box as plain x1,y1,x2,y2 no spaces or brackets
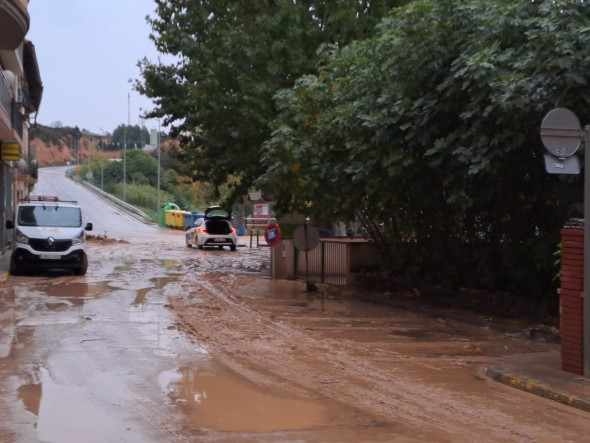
0,0,43,250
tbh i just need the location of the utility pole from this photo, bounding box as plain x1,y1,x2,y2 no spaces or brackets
100,130,104,190
123,93,130,201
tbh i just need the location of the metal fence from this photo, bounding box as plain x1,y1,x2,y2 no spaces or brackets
78,179,150,221
296,239,350,286
0,70,12,119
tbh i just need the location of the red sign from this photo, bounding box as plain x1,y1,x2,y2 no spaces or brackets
253,203,269,219
264,223,281,247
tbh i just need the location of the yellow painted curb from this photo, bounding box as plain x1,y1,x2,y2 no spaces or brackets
486,366,590,412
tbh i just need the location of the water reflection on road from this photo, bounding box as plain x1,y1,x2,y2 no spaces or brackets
0,238,288,443
160,362,328,433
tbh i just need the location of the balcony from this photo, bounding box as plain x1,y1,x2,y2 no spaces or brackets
0,69,23,144
0,0,30,51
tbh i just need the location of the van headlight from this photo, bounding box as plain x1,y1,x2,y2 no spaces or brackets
15,229,29,245
72,231,85,246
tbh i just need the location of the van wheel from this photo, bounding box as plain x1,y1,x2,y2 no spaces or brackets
74,255,88,275
10,256,23,275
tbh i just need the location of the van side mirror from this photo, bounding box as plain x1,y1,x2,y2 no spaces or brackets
85,223,93,231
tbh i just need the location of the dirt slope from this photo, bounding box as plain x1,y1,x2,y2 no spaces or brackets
30,136,120,167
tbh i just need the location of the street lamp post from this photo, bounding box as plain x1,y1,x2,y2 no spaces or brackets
149,120,162,213
123,129,126,201
157,119,161,212
123,92,130,202
98,129,104,190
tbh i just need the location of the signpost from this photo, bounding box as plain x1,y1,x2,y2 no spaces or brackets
540,107,582,174
264,223,281,247
540,108,589,377
293,223,320,292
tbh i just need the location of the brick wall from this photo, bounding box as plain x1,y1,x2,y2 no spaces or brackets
559,219,585,375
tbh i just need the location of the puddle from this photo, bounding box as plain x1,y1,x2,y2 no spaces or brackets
152,275,179,290
159,364,327,432
160,259,182,270
45,301,74,310
31,367,154,443
133,276,180,305
37,281,113,307
138,258,182,270
134,287,150,305
38,281,89,298
18,383,42,416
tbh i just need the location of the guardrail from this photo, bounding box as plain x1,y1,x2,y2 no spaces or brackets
77,179,150,221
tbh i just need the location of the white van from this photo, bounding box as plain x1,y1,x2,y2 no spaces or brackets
5,195,93,275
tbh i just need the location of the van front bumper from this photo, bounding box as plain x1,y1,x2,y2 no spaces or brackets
11,248,87,270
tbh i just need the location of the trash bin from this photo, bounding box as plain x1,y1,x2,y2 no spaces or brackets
165,210,176,228
172,210,183,229
183,212,196,230
160,203,180,227
176,210,188,229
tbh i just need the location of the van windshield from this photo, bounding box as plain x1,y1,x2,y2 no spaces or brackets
18,206,82,228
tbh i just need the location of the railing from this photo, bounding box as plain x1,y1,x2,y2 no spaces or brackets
0,70,24,140
77,179,150,221
0,71,12,122
11,102,23,139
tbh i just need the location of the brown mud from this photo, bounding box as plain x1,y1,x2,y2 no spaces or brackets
0,238,587,443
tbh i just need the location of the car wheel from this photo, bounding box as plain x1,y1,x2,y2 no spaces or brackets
197,245,204,250
186,236,192,247
218,245,224,250
74,255,88,275
230,244,237,251
10,255,22,275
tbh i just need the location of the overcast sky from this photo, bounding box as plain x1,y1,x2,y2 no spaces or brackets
27,0,162,134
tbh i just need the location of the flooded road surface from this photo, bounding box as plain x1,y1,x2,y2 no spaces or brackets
0,231,588,442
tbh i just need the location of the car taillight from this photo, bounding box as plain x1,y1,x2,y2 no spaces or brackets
230,228,236,234
200,228,207,234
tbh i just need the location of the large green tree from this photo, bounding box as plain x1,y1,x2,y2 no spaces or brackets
258,0,590,297
110,125,150,150
136,0,409,200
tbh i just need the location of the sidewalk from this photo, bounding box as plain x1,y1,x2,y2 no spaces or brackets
0,250,588,413
0,248,9,285
485,350,590,412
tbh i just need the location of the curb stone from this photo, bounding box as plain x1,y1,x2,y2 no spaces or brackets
485,366,590,413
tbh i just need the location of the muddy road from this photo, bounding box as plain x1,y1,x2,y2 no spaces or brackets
0,233,588,443
0,171,588,442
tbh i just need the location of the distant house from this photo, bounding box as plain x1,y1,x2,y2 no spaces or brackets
81,130,109,147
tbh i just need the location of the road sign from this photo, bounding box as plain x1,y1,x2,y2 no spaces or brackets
293,225,320,252
1,143,20,161
264,223,281,247
543,153,580,175
540,108,582,158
